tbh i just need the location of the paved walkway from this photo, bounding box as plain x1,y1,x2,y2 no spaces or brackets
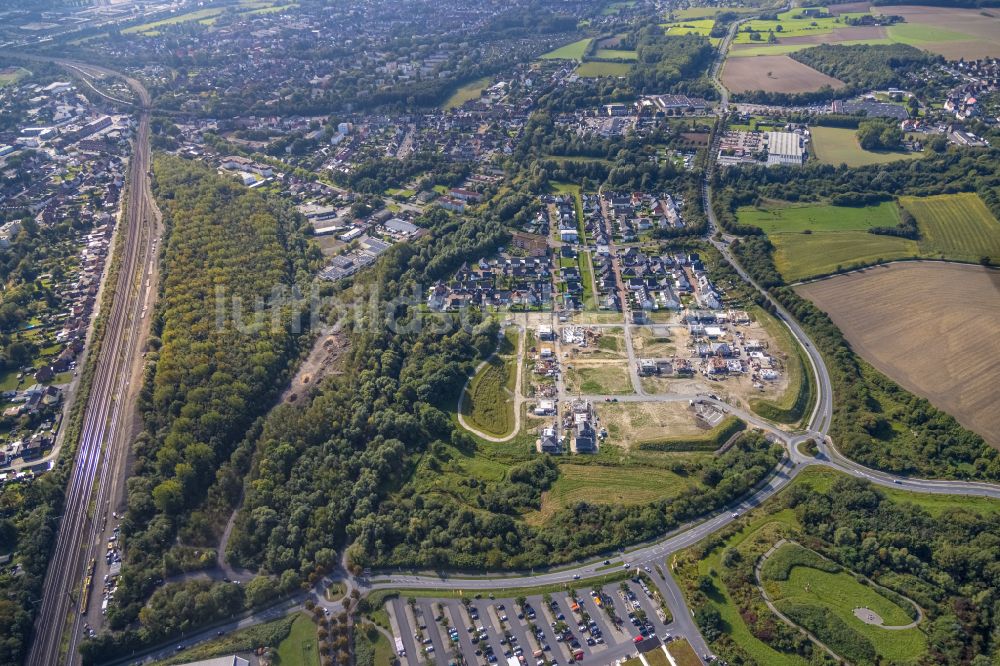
456,324,525,442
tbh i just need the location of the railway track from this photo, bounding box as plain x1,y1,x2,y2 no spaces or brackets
26,74,158,666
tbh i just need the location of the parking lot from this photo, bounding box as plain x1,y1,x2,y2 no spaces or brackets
383,573,697,666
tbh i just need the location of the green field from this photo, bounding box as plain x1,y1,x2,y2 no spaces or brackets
738,201,901,234
602,0,637,15
540,38,593,60
811,126,924,168
763,543,927,663
739,201,920,280
123,8,226,33
0,67,30,87
902,193,1000,262
671,6,757,20
676,465,998,665
734,8,871,44
565,364,633,394
594,48,638,60
443,76,492,109
576,61,633,77
748,306,812,423
526,462,701,524
462,353,516,437
772,231,918,281
661,18,716,36
886,22,976,46
275,613,319,666
746,193,1000,280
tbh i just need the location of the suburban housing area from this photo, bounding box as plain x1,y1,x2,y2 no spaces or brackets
0,1,998,666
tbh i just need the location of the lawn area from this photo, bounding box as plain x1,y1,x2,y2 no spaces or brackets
886,22,976,46
355,623,394,666
681,511,808,666
540,38,592,60
738,200,921,280
644,647,671,666
565,362,633,394
811,126,924,168
576,61,632,77
461,352,516,437
738,201,901,234
667,639,703,666
155,615,296,665
0,370,21,391
594,48,637,60
526,463,698,525
763,543,927,663
276,613,319,666
901,193,1000,262
747,306,812,424
770,231,918,281
0,67,30,87
579,251,597,310
661,18,716,37
671,6,757,19
123,8,225,34
734,8,872,43
442,75,492,109
674,465,1000,664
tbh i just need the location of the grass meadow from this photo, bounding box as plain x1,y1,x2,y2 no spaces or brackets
810,126,924,168
902,193,1000,261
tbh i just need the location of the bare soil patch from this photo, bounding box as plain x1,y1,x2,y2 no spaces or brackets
797,262,1000,447
722,55,845,93
281,329,348,403
598,401,707,449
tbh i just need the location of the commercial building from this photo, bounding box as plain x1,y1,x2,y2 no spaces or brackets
766,131,805,166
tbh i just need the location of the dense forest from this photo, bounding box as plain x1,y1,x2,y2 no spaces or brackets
226,205,508,571
791,43,937,92
100,155,317,636
630,28,717,97
735,43,937,105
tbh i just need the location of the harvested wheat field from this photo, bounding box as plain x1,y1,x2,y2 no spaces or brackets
722,55,845,93
775,25,888,45
797,262,1000,446
881,5,1000,58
